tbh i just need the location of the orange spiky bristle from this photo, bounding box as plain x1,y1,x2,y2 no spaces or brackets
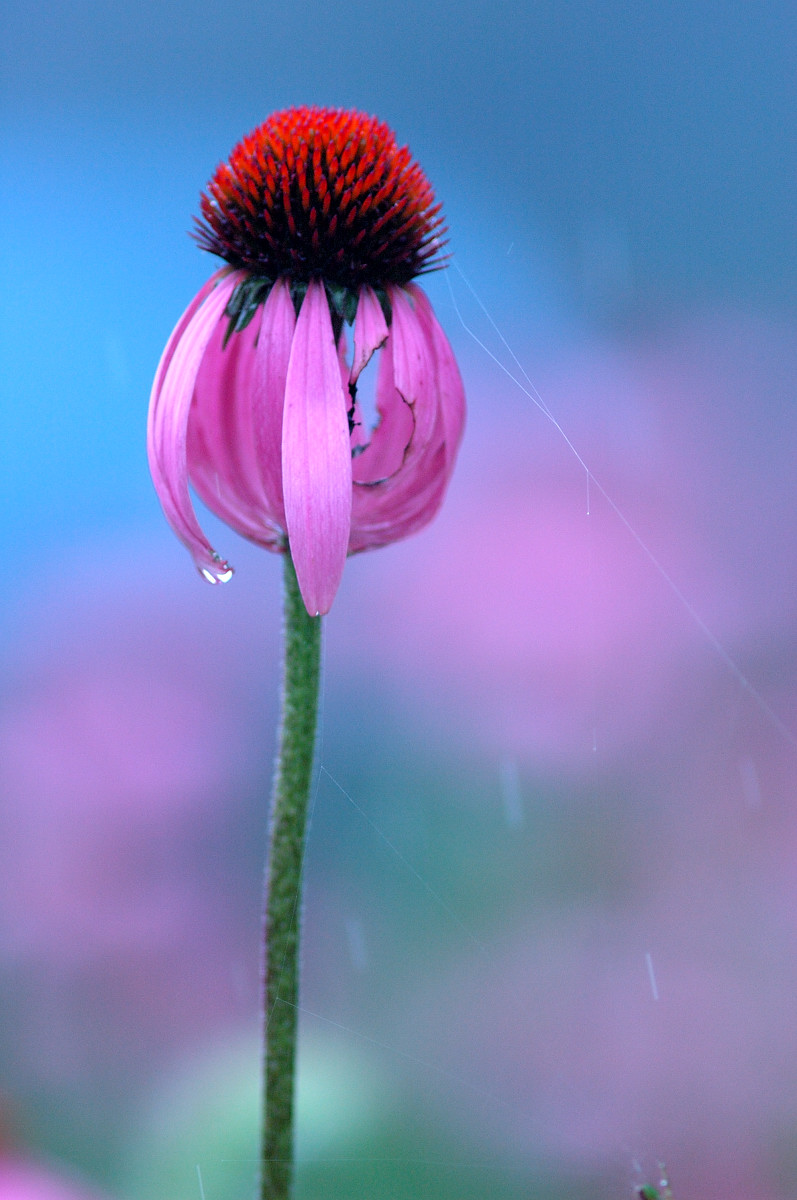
193,106,448,290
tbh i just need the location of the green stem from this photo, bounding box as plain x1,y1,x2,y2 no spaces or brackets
261,549,322,1200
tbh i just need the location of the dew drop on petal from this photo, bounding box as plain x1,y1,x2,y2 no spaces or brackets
198,558,234,584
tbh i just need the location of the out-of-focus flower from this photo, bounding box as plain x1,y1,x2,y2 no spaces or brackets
330,359,698,771
148,106,465,615
398,713,797,1200
330,312,797,772
0,1158,107,1200
0,554,271,1101
121,1029,392,1200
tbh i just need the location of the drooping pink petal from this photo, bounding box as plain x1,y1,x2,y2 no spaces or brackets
387,285,438,454
150,269,226,402
337,326,351,391
348,286,392,463
282,279,352,615
189,310,276,546
350,424,448,551
349,286,464,554
350,432,448,551
351,334,415,483
352,284,445,490
187,278,297,548
147,271,242,581
407,283,466,473
250,278,296,527
351,285,389,385
337,327,369,455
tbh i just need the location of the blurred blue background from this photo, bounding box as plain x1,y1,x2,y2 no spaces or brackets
1,2,796,1199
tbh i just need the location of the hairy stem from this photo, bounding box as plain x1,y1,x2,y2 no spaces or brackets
261,550,322,1200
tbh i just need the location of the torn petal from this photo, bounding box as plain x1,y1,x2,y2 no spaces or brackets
351,285,389,385
388,285,437,453
351,333,414,483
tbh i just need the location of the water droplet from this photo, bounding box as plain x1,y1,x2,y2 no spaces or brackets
199,557,234,584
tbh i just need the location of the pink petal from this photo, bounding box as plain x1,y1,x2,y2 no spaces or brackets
388,285,437,454
350,436,448,551
353,285,443,488
351,334,414,483
351,285,389,385
251,278,296,527
150,269,225,402
350,412,449,552
188,278,297,549
338,327,370,455
188,310,277,545
282,279,352,615
349,285,465,554
407,283,466,473
337,325,351,390
147,271,242,582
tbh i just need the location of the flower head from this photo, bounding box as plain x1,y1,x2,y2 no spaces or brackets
193,107,446,290
148,106,465,615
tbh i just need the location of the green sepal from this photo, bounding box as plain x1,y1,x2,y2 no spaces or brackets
326,282,392,329
222,274,395,349
374,286,392,326
324,282,359,326
288,279,309,317
223,275,274,345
